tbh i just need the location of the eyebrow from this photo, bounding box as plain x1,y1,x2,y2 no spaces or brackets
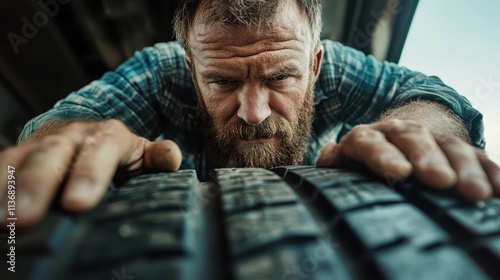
259,63,302,79
200,63,303,81
200,72,240,81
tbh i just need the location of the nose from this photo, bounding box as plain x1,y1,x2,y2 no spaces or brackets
237,83,271,125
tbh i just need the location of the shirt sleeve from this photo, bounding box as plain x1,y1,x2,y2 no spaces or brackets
315,40,485,149
18,42,187,143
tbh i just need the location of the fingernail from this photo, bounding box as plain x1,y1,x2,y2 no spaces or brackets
472,178,492,200
385,157,412,177
462,169,491,199
67,179,93,200
385,157,409,168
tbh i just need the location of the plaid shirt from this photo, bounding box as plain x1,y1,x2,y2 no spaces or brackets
19,40,485,180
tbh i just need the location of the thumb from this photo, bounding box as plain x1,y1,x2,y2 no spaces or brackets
316,142,341,167
143,139,183,172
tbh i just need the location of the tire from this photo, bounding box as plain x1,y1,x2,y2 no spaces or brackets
3,167,500,280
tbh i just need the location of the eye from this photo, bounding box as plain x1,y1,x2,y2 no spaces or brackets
211,79,239,92
273,75,287,81
216,79,231,85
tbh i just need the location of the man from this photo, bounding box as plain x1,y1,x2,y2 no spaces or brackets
1,0,499,227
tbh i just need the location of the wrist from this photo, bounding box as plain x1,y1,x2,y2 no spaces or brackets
379,100,471,144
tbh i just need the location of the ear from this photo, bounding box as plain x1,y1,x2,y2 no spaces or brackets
185,54,197,82
312,44,324,80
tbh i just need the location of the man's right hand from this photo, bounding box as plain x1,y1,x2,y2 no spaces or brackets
0,119,182,227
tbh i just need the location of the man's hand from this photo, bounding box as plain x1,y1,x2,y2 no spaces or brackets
0,119,182,227
316,119,500,201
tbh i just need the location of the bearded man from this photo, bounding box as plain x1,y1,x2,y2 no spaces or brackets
1,0,498,227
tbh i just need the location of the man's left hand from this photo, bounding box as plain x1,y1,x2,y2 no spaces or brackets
316,119,500,201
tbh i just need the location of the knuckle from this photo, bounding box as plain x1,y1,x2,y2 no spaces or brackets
369,130,384,138
393,132,421,143
102,119,125,130
349,126,383,142
64,122,86,131
384,118,405,127
408,148,428,163
349,125,366,133
343,126,386,154
437,134,463,145
39,135,72,149
83,129,103,141
79,137,102,157
366,147,388,163
385,119,430,134
349,125,370,137
388,125,432,142
405,122,426,131
81,136,99,150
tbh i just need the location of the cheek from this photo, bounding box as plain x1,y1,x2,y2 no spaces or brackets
192,67,237,123
202,91,239,123
270,86,307,121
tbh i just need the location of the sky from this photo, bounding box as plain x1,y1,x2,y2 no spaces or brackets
399,0,500,164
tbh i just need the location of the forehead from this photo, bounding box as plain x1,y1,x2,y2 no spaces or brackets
188,0,312,55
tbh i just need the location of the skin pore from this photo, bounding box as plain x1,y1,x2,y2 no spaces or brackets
185,0,323,168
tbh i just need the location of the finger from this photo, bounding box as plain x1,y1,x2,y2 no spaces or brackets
61,120,137,211
316,142,339,167
11,135,80,227
0,143,38,223
476,150,500,197
339,126,413,179
375,120,457,188
438,137,491,201
143,140,183,172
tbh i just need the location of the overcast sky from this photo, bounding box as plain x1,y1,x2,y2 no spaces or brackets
399,0,500,164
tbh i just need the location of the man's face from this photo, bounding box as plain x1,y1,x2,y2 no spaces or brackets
187,0,323,168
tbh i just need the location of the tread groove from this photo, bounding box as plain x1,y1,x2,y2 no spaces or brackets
7,167,500,280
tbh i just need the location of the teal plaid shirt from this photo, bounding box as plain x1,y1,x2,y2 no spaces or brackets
19,40,485,180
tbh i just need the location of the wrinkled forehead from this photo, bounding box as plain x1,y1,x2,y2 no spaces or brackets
187,0,313,53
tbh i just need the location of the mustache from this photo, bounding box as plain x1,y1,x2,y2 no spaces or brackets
218,116,291,141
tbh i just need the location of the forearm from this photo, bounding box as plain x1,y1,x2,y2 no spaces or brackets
379,100,471,144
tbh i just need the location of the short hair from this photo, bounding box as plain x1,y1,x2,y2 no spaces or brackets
173,0,324,52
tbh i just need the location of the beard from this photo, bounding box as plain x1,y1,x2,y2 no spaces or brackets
196,78,315,169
